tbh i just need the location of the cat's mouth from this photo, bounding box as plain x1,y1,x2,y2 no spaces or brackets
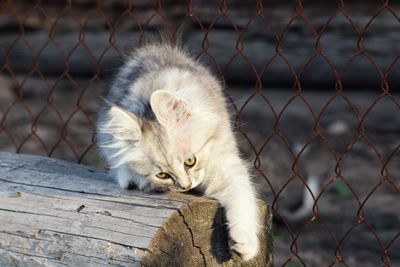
172,188,192,193
190,178,202,189
171,178,202,193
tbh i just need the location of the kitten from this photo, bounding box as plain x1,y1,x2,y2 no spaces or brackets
96,43,260,261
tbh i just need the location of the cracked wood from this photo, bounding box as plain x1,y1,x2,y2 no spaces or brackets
0,152,272,266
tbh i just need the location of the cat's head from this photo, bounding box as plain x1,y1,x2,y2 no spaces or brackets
102,90,221,192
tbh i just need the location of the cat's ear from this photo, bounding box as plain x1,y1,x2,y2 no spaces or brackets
107,105,141,140
150,90,192,127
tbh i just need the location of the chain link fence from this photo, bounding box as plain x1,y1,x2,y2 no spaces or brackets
0,0,399,266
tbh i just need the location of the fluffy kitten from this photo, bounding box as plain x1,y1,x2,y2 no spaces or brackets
96,43,260,261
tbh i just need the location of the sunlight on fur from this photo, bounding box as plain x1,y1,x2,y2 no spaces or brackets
96,43,261,261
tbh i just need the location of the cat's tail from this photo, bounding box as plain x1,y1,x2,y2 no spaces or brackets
277,176,319,222
280,142,320,222
284,175,319,221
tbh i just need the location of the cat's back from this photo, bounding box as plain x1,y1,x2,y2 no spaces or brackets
106,44,198,102
102,42,226,120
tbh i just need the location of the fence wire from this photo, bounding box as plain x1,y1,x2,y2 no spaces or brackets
0,0,399,266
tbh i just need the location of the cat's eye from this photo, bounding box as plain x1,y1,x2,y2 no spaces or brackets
156,172,171,179
184,155,196,168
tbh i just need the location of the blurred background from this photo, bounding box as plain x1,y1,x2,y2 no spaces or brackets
0,0,399,266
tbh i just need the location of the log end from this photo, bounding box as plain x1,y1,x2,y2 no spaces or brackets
143,193,273,267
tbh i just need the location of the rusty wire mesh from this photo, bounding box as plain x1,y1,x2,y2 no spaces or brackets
0,0,399,266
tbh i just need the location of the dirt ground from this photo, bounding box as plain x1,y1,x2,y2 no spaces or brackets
0,75,399,266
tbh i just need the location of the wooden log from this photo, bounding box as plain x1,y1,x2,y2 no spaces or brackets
0,152,273,266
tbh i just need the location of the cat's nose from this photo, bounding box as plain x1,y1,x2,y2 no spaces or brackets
181,182,192,191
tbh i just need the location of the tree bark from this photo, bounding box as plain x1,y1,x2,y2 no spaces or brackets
0,152,272,266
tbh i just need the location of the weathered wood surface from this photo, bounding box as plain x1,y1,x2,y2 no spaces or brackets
0,152,273,266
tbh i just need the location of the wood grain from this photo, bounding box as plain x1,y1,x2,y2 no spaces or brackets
0,152,272,266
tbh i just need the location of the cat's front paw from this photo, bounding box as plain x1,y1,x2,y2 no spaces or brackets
117,174,134,189
230,227,259,261
142,183,168,193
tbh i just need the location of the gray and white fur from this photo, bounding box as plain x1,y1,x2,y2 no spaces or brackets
96,43,260,261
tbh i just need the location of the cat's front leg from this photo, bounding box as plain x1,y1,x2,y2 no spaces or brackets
204,157,260,261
